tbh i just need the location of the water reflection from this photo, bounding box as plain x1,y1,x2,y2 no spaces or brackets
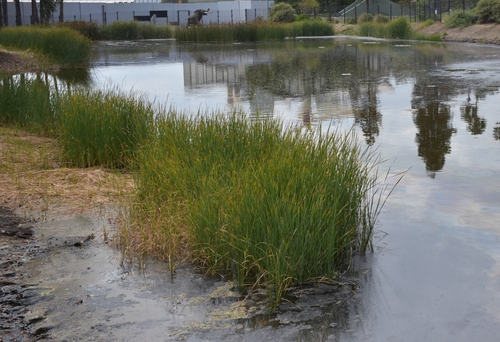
494,122,500,141
91,39,500,177
461,100,485,135
411,77,456,177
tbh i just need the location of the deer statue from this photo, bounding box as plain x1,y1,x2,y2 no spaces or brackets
187,8,212,26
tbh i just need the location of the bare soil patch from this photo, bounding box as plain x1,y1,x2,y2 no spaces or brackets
412,22,500,45
0,49,59,74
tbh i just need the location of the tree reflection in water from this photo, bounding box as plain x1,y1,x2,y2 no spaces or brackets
411,77,456,178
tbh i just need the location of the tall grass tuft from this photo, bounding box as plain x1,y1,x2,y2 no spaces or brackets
127,112,389,307
0,26,91,66
386,17,412,39
58,21,101,40
100,21,139,40
292,20,334,36
0,76,54,134
55,87,156,168
99,21,172,40
357,17,412,40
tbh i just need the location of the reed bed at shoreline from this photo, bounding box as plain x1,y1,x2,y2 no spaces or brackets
356,17,442,41
0,77,154,169
175,21,334,42
358,17,413,40
0,76,397,308
129,112,385,307
0,26,92,66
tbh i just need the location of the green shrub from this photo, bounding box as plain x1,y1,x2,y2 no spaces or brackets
270,3,296,23
476,0,500,23
444,10,478,28
358,13,374,23
294,13,310,21
373,14,389,23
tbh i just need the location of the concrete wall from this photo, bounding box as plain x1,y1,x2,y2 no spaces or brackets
4,0,272,27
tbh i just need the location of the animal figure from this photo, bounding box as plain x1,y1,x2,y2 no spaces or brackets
187,8,212,26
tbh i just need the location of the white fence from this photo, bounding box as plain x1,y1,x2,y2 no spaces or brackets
3,1,272,27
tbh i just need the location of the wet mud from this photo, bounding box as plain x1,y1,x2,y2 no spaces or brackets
1,206,367,342
0,207,46,342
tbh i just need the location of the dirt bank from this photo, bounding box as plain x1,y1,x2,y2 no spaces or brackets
412,22,500,45
333,22,500,45
0,49,58,74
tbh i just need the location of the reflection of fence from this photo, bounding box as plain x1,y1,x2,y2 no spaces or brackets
3,1,272,27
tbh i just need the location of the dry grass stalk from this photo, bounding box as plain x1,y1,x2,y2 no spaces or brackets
0,126,134,217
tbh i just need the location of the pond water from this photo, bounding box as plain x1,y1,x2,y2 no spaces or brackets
35,37,500,341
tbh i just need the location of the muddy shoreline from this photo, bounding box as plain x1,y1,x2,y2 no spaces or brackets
0,205,367,342
0,206,45,342
0,207,98,342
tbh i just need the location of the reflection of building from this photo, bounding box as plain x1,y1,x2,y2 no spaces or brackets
183,62,243,88
182,61,274,115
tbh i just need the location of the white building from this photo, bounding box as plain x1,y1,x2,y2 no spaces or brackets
4,0,272,27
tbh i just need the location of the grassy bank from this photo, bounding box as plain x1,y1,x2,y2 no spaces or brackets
59,20,333,42
0,26,92,66
0,73,397,308
356,17,442,41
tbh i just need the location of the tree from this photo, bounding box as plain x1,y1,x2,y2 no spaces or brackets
31,0,40,24
14,0,22,26
1,0,7,26
270,2,296,22
299,0,320,15
58,0,64,22
40,0,57,24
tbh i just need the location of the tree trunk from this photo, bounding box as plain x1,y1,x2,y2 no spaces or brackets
58,0,63,22
1,0,8,26
0,0,3,27
31,0,39,24
14,0,21,26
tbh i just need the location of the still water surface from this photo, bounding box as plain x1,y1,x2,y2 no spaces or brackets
89,37,500,341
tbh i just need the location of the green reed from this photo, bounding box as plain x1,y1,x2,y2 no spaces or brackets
130,112,388,307
0,26,92,66
0,76,54,134
99,21,173,40
55,87,155,168
175,21,333,42
358,17,412,40
1,76,396,308
292,20,335,36
0,77,155,168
